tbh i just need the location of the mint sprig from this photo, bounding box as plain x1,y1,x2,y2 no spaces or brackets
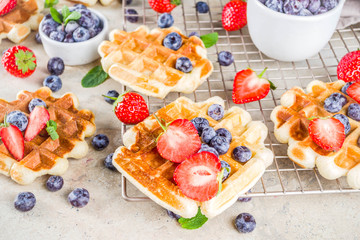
50,6,81,26
44,0,58,8
46,120,59,140
178,208,208,230
200,32,218,48
81,66,109,88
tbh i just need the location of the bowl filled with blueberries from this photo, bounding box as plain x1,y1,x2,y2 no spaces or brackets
247,0,345,62
39,4,108,66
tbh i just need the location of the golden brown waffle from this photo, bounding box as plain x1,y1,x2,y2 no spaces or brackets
98,26,213,99
0,0,43,43
0,87,96,185
271,80,360,189
113,96,273,218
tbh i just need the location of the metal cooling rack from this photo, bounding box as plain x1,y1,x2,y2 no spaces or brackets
120,0,360,201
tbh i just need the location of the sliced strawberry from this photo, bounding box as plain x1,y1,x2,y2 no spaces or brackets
0,125,24,160
174,152,221,202
156,118,201,163
308,118,345,151
24,106,50,141
346,82,360,103
232,68,275,104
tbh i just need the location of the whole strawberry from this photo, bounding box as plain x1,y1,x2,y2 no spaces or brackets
222,0,247,31
148,0,181,13
0,0,17,16
105,92,149,124
337,50,360,83
2,46,37,78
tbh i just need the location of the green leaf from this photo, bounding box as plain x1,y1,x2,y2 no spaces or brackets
217,168,225,196
62,5,71,20
178,208,208,230
46,120,59,140
64,11,81,25
50,7,63,24
170,0,181,5
200,32,218,48
81,65,109,88
44,0,58,8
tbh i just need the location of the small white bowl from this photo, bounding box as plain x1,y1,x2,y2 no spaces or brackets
247,0,345,62
39,9,108,66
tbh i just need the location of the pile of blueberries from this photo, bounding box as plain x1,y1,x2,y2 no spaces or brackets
41,4,103,43
259,0,340,16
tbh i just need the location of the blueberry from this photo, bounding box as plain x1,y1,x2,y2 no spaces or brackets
201,127,217,144
235,213,256,233
198,143,219,157
347,103,360,121
298,8,313,15
35,32,42,44
6,111,28,131
78,9,95,28
49,30,65,42
215,128,232,143
64,33,75,43
196,1,209,13
92,134,109,151
104,90,120,104
265,0,284,13
188,32,200,38
220,160,231,182
125,9,139,23
126,0,132,4
321,0,338,10
308,0,321,13
341,82,353,95
47,57,65,76
166,209,181,220
14,192,36,212
90,12,101,28
315,6,328,14
43,75,62,92
208,104,224,121
104,153,116,170
68,188,90,208
283,0,303,15
65,21,79,34
218,51,234,66
323,93,348,113
209,136,230,155
191,117,209,135
301,0,310,8
158,13,174,28
163,32,183,51
73,27,90,42
42,25,55,36
43,18,59,29
175,57,193,73
74,4,87,10
88,27,97,38
333,114,351,135
232,146,252,163
259,0,266,3
46,175,64,192
28,98,47,112
238,190,252,202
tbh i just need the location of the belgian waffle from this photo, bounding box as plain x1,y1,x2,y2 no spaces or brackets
0,87,96,185
271,80,360,189
0,0,43,44
113,97,273,218
98,26,213,99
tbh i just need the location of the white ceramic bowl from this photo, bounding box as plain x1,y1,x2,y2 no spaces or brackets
39,9,108,66
247,0,345,62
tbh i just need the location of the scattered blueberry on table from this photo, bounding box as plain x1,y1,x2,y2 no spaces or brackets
92,134,110,151
43,75,63,92
125,9,139,23
104,153,116,170
104,90,120,104
14,192,36,212
46,176,64,192
218,51,234,66
196,1,209,13
35,32,42,44
68,188,90,208
235,213,256,233
238,190,252,202
47,57,65,76
166,209,181,220
158,13,174,28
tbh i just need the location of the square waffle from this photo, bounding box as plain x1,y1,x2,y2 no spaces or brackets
271,80,360,189
98,26,214,99
0,0,43,44
0,87,96,185
113,96,273,218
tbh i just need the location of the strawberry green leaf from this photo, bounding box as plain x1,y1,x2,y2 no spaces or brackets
44,0,58,8
200,32,218,48
112,91,129,112
64,11,81,25
46,120,59,140
81,65,108,88
178,208,208,230
14,50,36,74
171,0,181,6
50,7,63,24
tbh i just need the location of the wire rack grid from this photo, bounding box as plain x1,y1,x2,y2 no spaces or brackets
120,0,360,201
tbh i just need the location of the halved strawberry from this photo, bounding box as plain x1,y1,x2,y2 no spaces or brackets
156,117,201,163
174,152,221,202
308,117,345,151
0,0,17,16
0,124,24,160
346,82,360,103
232,68,276,104
24,106,50,141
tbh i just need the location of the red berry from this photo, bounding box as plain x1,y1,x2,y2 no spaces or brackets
174,152,221,202
0,0,17,16
113,92,149,125
222,0,247,31
148,0,181,13
2,45,37,78
337,50,360,83
346,82,360,103
24,106,50,142
0,125,24,160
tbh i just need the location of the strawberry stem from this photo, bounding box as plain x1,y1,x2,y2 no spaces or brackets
216,168,225,196
154,114,167,132
308,116,330,121
0,114,9,128
258,67,268,78
102,95,117,100
111,90,130,112
171,0,181,6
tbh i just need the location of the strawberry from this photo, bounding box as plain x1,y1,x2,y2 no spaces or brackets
155,117,201,163
308,117,345,151
0,0,17,16
105,92,149,125
24,106,50,142
346,82,360,103
174,152,221,202
232,68,276,104
148,0,181,13
0,120,24,161
2,45,37,78
337,50,360,83
222,0,247,31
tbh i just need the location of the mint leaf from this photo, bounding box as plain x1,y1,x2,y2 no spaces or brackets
64,11,81,25
50,7,63,24
178,208,208,230
200,32,218,48
44,0,58,8
46,120,59,140
81,66,109,88
62,5,71,20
